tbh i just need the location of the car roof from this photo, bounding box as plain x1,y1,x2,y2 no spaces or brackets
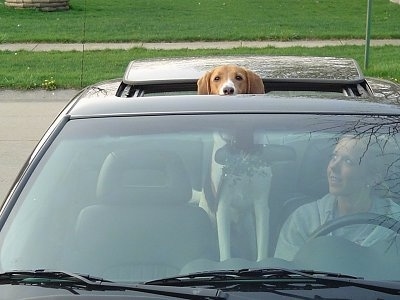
116,55,372,97
62,55,400,119
88,55,400,101
112,55,373,97
67,93,400,118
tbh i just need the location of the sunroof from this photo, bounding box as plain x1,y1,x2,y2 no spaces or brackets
122,55,365,86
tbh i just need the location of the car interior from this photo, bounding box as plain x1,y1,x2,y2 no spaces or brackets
1,114,400,282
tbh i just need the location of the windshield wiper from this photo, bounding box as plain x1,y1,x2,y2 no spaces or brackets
146,268,359,285
146,268,400,295
0,269,225,299
0,270,110,285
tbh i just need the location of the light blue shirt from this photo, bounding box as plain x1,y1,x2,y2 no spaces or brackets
274,194,400,260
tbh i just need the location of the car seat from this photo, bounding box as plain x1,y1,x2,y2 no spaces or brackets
270,137,335,254
72,148,218,282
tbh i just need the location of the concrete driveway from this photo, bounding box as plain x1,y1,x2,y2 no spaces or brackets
0,89,79,203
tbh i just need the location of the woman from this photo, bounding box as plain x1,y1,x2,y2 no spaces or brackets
275,134,400,260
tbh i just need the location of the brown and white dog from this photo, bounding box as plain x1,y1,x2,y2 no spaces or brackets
197,65,265,95
208,134,272,262
197,65,270,261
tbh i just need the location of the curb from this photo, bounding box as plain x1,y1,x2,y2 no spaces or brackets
1,39,400,52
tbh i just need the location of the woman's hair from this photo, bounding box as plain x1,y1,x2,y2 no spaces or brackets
340,133,395,197
339,134,388,174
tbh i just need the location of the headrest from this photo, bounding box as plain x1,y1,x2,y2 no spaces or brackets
297,139,333,198
96,149,192,204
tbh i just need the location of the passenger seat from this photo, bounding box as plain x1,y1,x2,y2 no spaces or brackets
72,148,217,282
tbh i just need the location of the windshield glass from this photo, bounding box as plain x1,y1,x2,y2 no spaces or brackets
1,113,400,283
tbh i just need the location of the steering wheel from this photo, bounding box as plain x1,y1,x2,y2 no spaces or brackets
309,212,400,240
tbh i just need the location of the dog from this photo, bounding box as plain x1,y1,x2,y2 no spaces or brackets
196,65,269,261
200,134,272,262
197,65,265,95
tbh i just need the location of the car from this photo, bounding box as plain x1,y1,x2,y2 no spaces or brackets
1,55,400,299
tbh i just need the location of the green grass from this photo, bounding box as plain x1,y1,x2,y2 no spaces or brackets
0,0,399,90
0,46,399,89
0,0,400,43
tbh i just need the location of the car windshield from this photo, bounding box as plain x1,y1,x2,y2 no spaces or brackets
1,113,400,283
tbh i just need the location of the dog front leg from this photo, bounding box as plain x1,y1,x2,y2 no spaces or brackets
254,167,272,261
216,196,231,261
255,200,270,261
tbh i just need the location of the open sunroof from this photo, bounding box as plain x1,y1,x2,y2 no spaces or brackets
122,55,365,86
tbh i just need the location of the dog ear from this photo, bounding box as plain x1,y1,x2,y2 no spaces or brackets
197,71,211,95
246,70,265,94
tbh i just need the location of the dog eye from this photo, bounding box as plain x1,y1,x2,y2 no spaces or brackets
236,75,243,81
213,76,220,81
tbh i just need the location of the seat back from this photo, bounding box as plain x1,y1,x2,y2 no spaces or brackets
269,138,335,254
72,149,217,282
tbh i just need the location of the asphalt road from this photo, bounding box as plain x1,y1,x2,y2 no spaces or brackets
0,89,79,203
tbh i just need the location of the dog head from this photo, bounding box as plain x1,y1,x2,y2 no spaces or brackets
197,65,265,95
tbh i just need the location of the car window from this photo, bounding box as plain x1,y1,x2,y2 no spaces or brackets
1,113,400,283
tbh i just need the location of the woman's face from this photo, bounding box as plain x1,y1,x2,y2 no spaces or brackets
327,137,371,197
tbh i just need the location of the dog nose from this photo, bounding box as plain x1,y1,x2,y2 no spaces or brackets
223,87,235,95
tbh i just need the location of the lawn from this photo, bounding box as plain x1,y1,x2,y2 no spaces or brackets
0,0,400,43
1,45,399,89
0,0,399,90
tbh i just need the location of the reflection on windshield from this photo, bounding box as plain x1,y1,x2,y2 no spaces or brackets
1,114,400,283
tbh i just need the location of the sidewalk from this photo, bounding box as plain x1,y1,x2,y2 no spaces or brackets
1,39,400,52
